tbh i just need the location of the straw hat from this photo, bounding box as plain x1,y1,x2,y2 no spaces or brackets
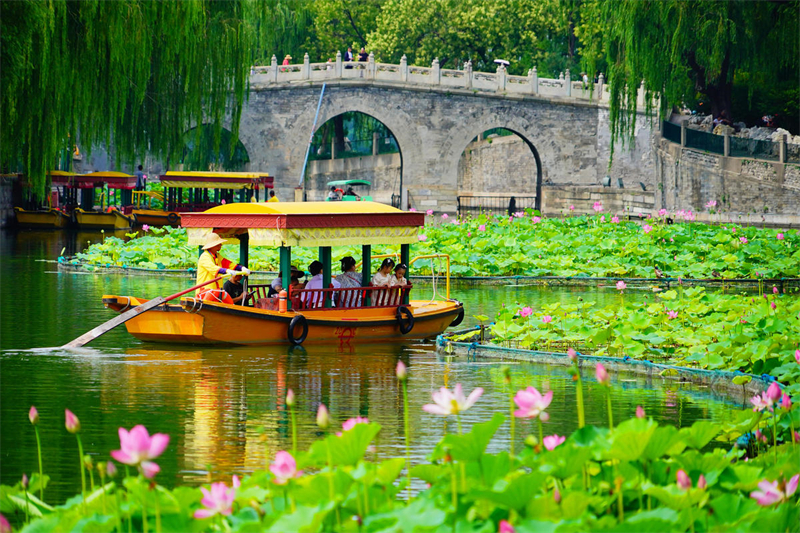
202,232,227,250
285,54,292,60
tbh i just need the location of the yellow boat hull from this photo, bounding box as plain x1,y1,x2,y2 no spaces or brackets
14,207,71,228
131,209,181,227
103,295,462,345
75,208,135,229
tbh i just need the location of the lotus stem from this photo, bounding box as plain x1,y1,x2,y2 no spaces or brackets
606,389,614,431
75,433,87,515
575,363,586,428
290,404,297,458
142,484,148,533
402,378,412,499
326,440,341,531
23,483,31,523
508,384,516,457
538,418,544,450
33,425,44,501
155,487,162,533
771,412,778,465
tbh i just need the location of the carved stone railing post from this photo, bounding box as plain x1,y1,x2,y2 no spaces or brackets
464,60,472,89
529,66,538,94
680,120,687,147
335,51,342,77
496,64,506,92
400,54,408,82
597,72,604,101
565,69,571,96
780,134,787,163
368,52,376,79
432,58,440,85
302,53,310,79
723,127,731,156
637,80,645,107
270,55,278,82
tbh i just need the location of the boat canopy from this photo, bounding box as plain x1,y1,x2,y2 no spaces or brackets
326,179,371,188
159,171,273,190
182,201,424,247
48,171,136,189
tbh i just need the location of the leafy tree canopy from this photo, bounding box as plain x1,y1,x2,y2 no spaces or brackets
577,0,800,150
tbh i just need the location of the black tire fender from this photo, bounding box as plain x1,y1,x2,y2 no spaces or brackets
288,314,309,345
166,212,180,225
396,305,415,335
450,305,465,328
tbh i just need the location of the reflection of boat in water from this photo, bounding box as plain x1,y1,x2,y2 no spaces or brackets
103,202,464,345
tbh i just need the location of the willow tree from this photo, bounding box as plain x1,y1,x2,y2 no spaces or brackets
1,0,258,198
577,0,800,151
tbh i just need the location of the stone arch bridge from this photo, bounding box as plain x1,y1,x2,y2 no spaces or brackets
236,55,655,212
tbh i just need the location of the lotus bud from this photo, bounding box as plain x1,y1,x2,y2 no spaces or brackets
677,469,691,490
499,519,515,533
97,462,106,477
773,286,779,294
286,388,295,407
780,393,792,410
21,473,29,490
636,405,645,419
84,454,93,470
553,486,561,504
316,404,330,429
567,348,577,362
524,435,538,448
396,361,407,381
106,462,118,478
770,302,776,310
595,363,610,386
697,474,707,490
502,366,511,384
766,382,782,403
29,406,39,425
65,409,81,433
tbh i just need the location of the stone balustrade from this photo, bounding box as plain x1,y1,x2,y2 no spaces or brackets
250,52,650,109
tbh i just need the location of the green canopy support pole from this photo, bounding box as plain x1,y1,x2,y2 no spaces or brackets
238,233,249,267
319,246,332,308
362,245,372,307
401,243,410,305
280,246,292,310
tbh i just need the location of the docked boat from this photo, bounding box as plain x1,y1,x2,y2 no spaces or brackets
73,172,137,229
14,207,72,228
102,202,464,345
129,171,273,227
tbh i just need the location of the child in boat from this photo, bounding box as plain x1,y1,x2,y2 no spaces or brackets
223,273,248,305
388,263,408,305
371,258,395,306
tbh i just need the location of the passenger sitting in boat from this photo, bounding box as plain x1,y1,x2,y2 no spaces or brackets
372,258,395,306
335,256,362,307
223,273,248,305
270,266,303,296
196,233,249,304
303,260,341,308
327,186,341,201
388,263,408,305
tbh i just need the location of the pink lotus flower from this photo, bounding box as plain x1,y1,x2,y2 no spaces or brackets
532,216,541,224
567,348,577,362
765,382,782,403
667,310,678,320
110,425,169,479
519,307,533,317
478,224,486,232
418,234,427,241
593,202,603,212
396,360,407,380
316,404,330,429
409,207,417,212
658,209,667,217
780,393,791,410
771,301,776,310
643,224,653,234
340,417,369,433
600,215,606,223
595,363,610,385
677,469,691,490
0,514,9,533
286,389,295,407
569,205,575,211
29,406,39,425
616,280,626,291
423,384,483,416
740,237,748,244
697,474,707,489
142,224,150,232
442,213,449,219
270,451,302,485
221,199,226,205
65,409,81,433
543,435,565,451
106,462,117,478
513,211,524,218
194,481,236,519
542,315,552,324
773,286,779,294
426,210,433,216
467,231,472,237
499,519,515,533
611,216,620,223
777,233,784,240
636,406,645,419
796,349,800,364
705,200,717,209
755,429,768,443
513,386,553,421
750,475,798,506
750,393,772,412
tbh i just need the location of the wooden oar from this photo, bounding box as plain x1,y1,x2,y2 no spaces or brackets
62,275,230,349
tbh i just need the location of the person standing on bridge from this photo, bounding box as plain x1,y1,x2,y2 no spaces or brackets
344,47,354,69
358,47,368,61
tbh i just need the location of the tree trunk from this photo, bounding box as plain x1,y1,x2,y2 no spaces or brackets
706,80,733,122
334,115,345,156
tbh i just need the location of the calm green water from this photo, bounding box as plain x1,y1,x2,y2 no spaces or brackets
0,229,740,503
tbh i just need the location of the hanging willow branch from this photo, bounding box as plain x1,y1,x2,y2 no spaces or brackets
0,0,263,198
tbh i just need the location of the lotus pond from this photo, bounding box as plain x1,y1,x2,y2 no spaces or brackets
69,210,799,279
2,228,799,532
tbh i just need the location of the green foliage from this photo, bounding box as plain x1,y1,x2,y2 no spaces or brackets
4,411,799,532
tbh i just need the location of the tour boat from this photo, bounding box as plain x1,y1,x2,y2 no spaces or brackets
72,172,138,229
102,202,464,345
14,207,72,228
129,171,273,227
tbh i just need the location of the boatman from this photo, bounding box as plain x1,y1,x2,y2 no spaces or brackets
196,232,250,303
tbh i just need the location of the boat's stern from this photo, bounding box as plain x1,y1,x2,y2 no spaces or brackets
102,294,209,343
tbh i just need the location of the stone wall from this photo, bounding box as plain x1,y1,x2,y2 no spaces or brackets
303,153,401,203
457,135,537,194
654,135,800,215
541,186,654,216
